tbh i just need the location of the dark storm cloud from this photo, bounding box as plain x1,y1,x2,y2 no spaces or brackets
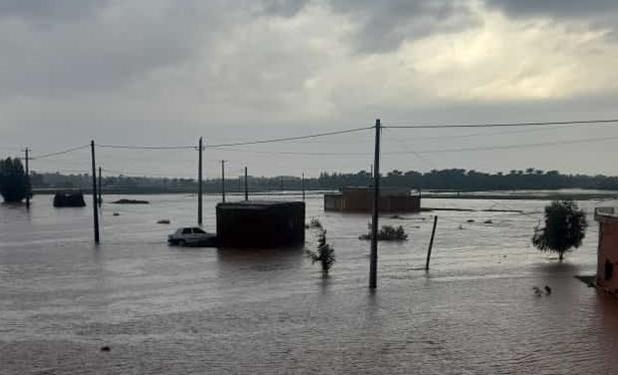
327,0,479,53
0,0,108,22
485,0,618,18
0,1,228,97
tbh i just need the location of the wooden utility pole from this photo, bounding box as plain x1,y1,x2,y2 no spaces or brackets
369,119,381,289
98,167,102,207
244,166,248,201
24,148,30,209
91,140,100,244
198,137,203,225
425,215,438,270
221,160,226,202
301,173,305,201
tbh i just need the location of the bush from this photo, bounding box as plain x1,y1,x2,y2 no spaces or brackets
0,157,29,203
359,224,408,241
307,230,335,274
305,217,323,229
532,200,587,261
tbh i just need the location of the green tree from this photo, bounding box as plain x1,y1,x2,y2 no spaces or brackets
0,157,29,203
532,200,588,261
307,230,335,274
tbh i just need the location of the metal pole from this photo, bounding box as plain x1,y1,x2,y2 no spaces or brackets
24,148,30,209
198,137,203,225
244,166,248,201
301,173,305,201
91,140,100,244
369,119,381,289
425,215,438,270
98,166,102,207
221,160,226,203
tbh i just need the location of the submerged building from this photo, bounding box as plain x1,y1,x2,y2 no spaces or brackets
594,207,618,293
324,186,421,213
216,201,305,248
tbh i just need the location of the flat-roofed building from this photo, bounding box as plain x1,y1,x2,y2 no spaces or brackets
324,186,420,213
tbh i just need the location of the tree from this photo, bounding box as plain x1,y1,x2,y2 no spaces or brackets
307,230,335,274
0,157,29,203
532,200,588,261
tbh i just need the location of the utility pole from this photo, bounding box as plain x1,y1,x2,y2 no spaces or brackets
91,140,100,244
425,215,438,270
24,148,30,209
301,173,305,201
244,166,248,201
369,119,381,289
198,137,203,225
221,160,226,203
98,166,102,207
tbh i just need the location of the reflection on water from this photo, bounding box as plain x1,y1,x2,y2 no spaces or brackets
1,194,618,374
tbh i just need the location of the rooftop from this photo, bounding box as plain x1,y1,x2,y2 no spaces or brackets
595,207,618,222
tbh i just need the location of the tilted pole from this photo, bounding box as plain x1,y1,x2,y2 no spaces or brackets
198,137,203,225
91,140,100,244
98,166,102,207
425,215,438,270
369,119,381,289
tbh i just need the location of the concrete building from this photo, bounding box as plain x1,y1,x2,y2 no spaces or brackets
594,207,618,293
324,186,421,213
216,201,305,248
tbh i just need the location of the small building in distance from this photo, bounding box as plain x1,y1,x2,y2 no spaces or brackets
594,207,618,293
216,201,305,248
324,186,420,213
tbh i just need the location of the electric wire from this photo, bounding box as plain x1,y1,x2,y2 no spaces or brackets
383,118,618,129
30,144,90,160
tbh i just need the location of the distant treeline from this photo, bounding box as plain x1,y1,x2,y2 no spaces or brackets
29,168,618,193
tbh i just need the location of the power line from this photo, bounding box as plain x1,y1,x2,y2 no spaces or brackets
97,144,196,150
31,144,90,160
205,126,372,148
384,118,618,129
391,134,618,154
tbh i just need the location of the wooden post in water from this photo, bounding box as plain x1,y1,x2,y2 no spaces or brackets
24,148,30,209
425,215,438,270
244,166,248,201
198,137,203,225
91,140,100,244
369,119,381,289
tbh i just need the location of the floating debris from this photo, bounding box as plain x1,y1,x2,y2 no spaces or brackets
532,286,543,297
466,219,475,223
484,219,493,224
544,285,552,295
113,212,120,216
112,199,149,204
100,346,111,352
157,219,171,224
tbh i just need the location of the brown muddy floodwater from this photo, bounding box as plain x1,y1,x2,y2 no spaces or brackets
1,193,618,374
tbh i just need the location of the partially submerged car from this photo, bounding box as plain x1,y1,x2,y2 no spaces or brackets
168,227,217,247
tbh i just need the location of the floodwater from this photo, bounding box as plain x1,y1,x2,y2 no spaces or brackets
1,193,618,374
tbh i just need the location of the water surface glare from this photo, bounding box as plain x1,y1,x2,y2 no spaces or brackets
1,194,618,374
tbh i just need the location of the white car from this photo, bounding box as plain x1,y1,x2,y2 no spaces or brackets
168,227,217,247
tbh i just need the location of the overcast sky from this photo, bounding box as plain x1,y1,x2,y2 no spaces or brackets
1,0,618,178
